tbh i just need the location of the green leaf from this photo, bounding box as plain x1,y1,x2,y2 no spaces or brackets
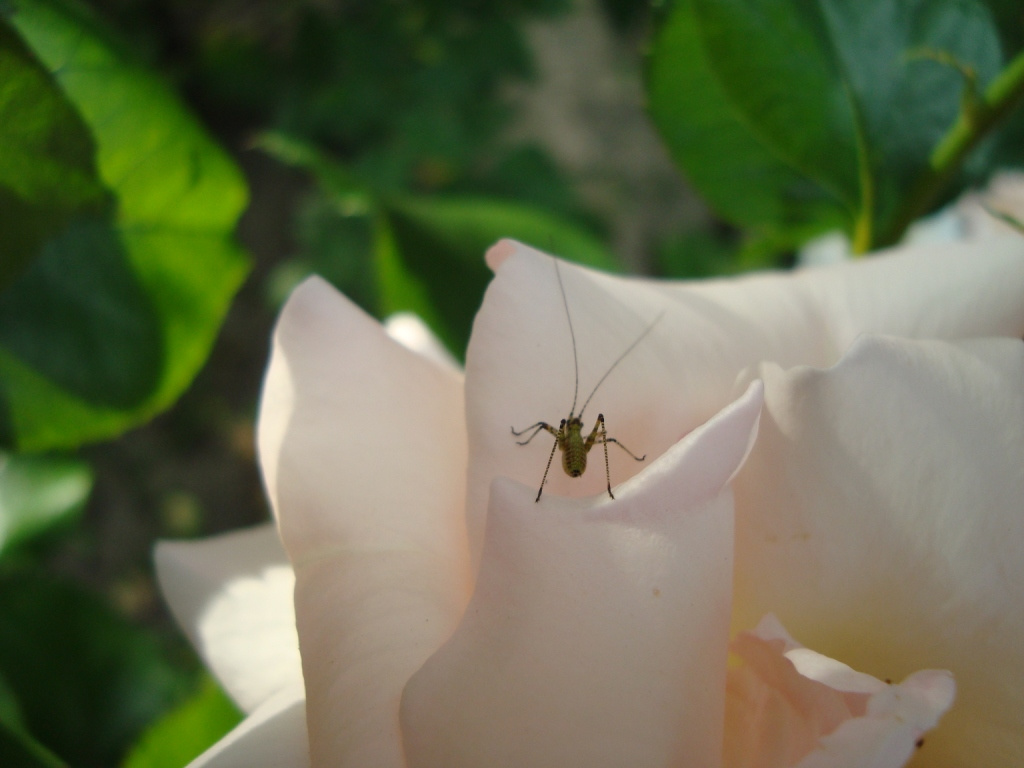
0,220,162,409
379,195,619,356
0,572,189,767
121,676,242,768
0,667,25,731
647,0,850,246
0,22,110,292
0,451,91,558
0,667,67,767
256,131,370,203
652,0,1004,249
0,0,249,451
980,0,1024,59
0,719,67,768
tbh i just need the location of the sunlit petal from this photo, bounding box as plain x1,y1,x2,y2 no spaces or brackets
154,524,301,714
257,277,472,766
734,335,1024,766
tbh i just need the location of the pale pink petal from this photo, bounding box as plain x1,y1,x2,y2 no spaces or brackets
187,687,309,768
257,277,472,767
733,335,1024,766
154,524,301,713
466,239,1024,567
401,382,763,768
384,311,460,371
725,616,954,768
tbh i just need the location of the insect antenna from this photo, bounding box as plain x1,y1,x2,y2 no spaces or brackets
553,259,581,418
577,309,665,419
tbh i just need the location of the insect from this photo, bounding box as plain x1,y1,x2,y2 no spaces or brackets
511,258,663,502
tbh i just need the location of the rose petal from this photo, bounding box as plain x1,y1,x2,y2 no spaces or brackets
725,631,862,768
725,616,954,768
186,686,309,768
154,524,301,713
384,311,460,371
794,673,956,768
401,381,763,768
733,335,1024,766
257,277,472,766
466,239,1024,567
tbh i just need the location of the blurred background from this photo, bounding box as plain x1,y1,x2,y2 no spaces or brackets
2,0,1022,764
77,0,734,638
82,0,702,651
4,1,721,764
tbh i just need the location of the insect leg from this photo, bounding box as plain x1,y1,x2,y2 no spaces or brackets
599,414,614,499
603,437,646,462
582,415,616,499
536,436,559,502
511,421,557,446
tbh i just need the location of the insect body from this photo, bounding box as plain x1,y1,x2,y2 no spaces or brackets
511,259,661,502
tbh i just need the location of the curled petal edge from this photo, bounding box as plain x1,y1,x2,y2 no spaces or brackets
725,614,955,768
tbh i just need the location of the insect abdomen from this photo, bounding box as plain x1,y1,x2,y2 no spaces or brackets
562,420,587,477
562,444,587,477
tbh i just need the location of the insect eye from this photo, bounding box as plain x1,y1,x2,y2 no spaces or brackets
560,419,567,426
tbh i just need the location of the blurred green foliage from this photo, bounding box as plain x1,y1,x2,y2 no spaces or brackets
0,0,252,764
0,451,91,559
194,0,571,193
0,573,190,766
0,719,67,768
98,0,615,357
259,132,618,354
0,0,1022,765
0,0,249,452
175,0,612,351
121,676,242,768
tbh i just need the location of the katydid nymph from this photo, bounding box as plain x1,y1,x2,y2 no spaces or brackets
511,258,663,502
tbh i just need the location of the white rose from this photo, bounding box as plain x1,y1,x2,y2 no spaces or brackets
157,233,1024,767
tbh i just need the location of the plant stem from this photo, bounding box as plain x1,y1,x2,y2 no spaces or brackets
879,48,1024,248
